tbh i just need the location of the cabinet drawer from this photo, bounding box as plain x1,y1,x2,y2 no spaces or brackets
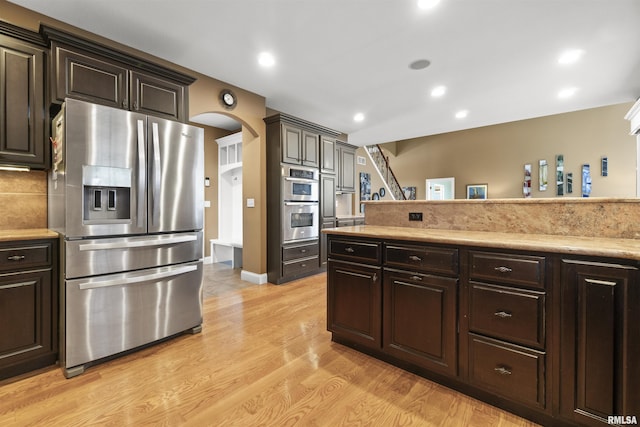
282,256,318,277
0,242,52,271
468,334,545,409
328,238,381,264
385,243,458,275
283,242,319,261
469,251,546,289
469,283,545,349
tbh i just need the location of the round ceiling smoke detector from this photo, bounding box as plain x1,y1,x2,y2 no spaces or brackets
409,59,431,70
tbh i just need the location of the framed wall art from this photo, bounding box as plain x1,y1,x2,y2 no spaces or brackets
466,184,488,200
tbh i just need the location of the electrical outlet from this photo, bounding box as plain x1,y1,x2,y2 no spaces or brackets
409,212,423,221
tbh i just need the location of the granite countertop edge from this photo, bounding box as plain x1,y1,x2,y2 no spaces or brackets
323,225,640,261
0,229,59,242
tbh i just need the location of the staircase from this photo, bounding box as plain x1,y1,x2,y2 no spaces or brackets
365,145,407,200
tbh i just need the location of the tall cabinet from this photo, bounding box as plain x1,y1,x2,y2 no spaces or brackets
265,113,344,284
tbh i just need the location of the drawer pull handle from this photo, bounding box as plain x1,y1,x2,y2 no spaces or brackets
494,311,513,318
345,247,355,253
494,266,513,273
300,249,307,253
494,366,512,376
409,255,422,262
410,275,422,281
7,255,25,261
301,264,306,267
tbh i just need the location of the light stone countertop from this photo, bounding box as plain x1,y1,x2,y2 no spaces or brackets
0,229,59,242
323,225,640,261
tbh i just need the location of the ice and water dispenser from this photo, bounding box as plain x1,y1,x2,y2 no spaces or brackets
82,165,132,222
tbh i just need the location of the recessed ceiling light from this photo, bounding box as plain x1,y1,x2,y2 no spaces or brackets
258,51,275,67
558,87,578,99
431,85,446,97
558,49,584,65
354,112,365,122
409,59,431,70
455,110,468,119
417,0,441,10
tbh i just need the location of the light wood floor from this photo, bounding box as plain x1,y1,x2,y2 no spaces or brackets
0,263,540,426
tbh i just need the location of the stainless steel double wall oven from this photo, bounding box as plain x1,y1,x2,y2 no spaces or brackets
281,165,319,243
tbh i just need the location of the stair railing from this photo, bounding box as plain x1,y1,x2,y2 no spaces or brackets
364,144,407,200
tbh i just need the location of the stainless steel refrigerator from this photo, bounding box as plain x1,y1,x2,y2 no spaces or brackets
48,98,204,378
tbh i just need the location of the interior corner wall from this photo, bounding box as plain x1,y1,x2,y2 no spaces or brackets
377,102,636,200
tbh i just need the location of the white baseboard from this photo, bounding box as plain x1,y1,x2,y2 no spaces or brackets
241,270,268,285
204,255,213,264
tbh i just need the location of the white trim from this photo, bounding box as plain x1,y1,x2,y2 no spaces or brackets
363,147,395,200
241,270,268,285
625,98,640,135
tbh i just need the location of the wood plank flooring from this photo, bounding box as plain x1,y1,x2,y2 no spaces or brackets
0,263,540,426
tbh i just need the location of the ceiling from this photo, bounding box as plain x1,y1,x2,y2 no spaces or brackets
9,0,640,145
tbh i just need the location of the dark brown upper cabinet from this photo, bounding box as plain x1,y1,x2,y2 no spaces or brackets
0,22,47,169
43,26,193,122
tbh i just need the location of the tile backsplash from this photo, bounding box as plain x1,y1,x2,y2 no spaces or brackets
0,170,47,229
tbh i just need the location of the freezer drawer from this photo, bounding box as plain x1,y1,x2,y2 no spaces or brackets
62,260,203,374
64,231,202,278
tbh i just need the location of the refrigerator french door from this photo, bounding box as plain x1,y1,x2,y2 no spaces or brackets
49,98,204,378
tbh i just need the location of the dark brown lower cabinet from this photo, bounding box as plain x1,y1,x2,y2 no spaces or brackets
327,259,381,350
383,268,457,376
326,234,640,427
559,259,640,426
0,239,58,380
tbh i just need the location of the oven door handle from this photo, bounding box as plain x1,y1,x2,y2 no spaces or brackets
78,264,198,290
78,234,197,251
283,177,318,184
284,202,318,206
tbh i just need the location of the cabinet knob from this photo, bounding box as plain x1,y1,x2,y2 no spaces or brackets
494,266,513,273
7,255,25,261
410,275,422,281
494,366,512,375
409,255,422,262
345,247,355,253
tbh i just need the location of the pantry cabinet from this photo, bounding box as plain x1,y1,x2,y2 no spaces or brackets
0,22,47,169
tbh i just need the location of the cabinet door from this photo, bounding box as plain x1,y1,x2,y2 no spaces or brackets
321,174,336,219
559,259,640,426
130,71,186,122
339,145,356,192
302,131,319,167
53,43,128,109
0,38,46,168
0,269,54,380
383,269,458,376
320,136,336,173
327,260,381,349
282,124,302,164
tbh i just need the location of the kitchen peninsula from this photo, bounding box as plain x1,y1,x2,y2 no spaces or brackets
325,198,639,427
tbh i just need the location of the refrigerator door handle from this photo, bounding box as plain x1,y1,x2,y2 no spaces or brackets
77,264,198,290
136,119,146,228
77,234,198,251
151,122,161,226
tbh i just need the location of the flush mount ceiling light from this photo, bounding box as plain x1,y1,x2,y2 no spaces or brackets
417,0,441,10
558,87,578,99
353,112,365,122
258,51,275,67
455,110,468,119
409,59,431,70
431,85,446,97
558,49,584,65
